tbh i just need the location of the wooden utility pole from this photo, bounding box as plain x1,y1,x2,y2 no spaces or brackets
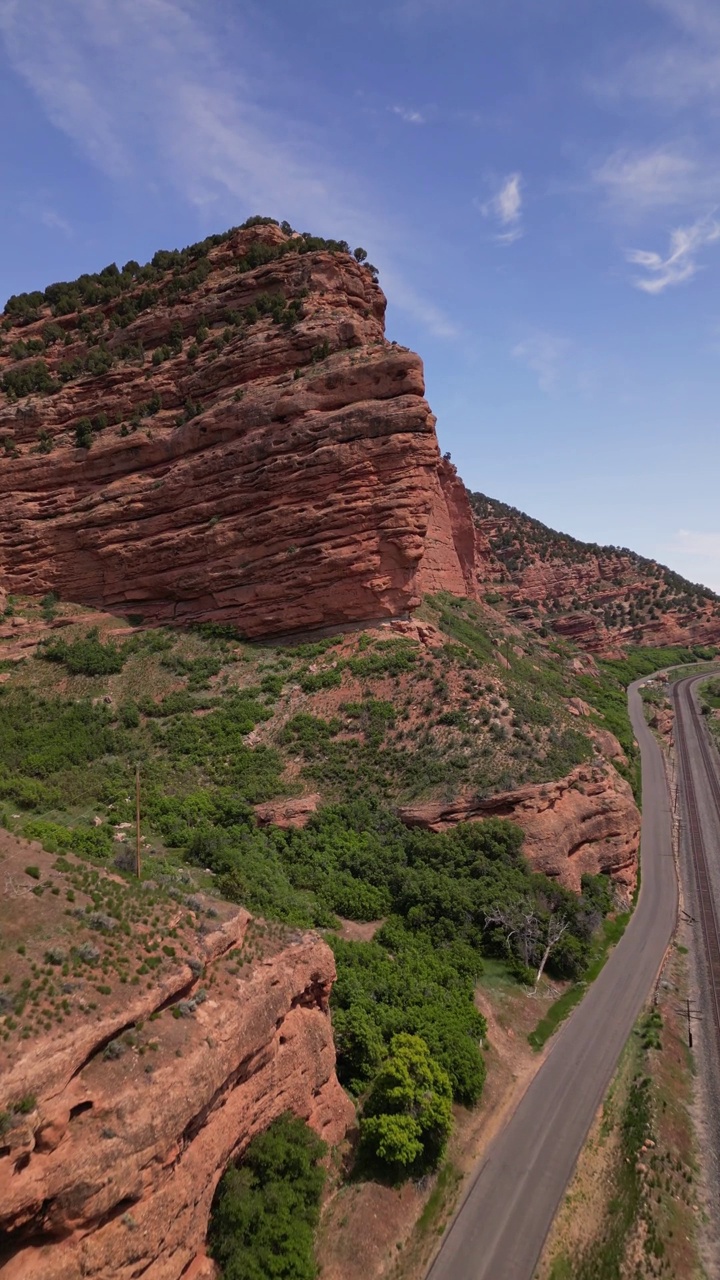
135,763,141,878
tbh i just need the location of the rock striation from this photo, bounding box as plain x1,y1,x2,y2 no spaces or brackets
397,761,639,896
1,221,716,653
0,224,475,639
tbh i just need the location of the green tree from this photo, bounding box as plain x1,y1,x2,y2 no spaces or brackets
74,418,93,450
208,1113,326,1280
360,1033,453,1174
332,1006,385,1092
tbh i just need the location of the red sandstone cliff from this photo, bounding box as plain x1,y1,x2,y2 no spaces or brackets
0,224,476,638
416,457,478,598
2,221,716,653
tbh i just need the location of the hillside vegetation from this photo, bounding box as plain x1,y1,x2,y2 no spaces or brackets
471,491,720,654
1,588,713,1177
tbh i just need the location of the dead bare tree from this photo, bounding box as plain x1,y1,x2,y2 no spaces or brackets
486,901,570,995
486,898,540,968
532,912,570,994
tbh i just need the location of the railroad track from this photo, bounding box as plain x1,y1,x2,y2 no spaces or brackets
674,677,720,1041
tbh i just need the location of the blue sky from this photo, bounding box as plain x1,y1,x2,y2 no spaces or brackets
1,0,719,589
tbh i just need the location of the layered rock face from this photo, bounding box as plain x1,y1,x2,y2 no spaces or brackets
0,225,475,638
0,888,352,1280
398,761,639,896
416,457,478,598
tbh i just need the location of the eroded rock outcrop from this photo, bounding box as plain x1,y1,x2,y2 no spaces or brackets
397,762,639,895
0,831,352,1280
0,225,476,638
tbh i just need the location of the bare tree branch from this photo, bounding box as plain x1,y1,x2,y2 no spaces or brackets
533,913,570,994
486,902,570,994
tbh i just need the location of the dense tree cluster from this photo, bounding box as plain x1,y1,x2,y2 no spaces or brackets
360,1033,453,1173
208,1113,326,1280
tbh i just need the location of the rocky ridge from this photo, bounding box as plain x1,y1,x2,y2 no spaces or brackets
470,492,720,655
0,832,351,1280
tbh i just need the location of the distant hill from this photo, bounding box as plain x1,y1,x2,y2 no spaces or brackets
469,491,720,655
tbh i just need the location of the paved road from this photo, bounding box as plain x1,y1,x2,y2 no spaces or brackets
426,678,679,1280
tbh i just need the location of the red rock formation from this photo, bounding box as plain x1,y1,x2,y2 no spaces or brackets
0,922,352,1280
255,794,321,827
649,705,674,739
0,226,477,639
397,762,639,895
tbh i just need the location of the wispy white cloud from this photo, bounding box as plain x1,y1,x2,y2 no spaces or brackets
39,208,72,235
591,144,720,291
477,172,524,244
663,528,720,592
390,104,426,125
626,214,720,292
592,146,717,218
382,266,459,338
512,332,569,392
589,0,720,110
0,0,456,338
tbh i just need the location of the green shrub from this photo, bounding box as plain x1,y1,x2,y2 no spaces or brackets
74,418,93,449
40,628,127,675
2,360,56,398
0,689,115,779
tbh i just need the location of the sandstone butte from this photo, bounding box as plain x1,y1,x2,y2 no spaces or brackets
0,218,716,658
0,223,475,637
0,835,353,1280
